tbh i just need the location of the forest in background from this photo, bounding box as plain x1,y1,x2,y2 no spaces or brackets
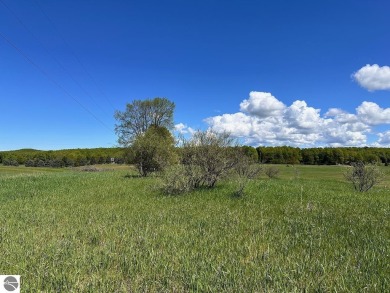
1,146,389,168
0,148,128,167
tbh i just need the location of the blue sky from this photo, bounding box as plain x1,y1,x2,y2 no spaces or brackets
1,0,390,150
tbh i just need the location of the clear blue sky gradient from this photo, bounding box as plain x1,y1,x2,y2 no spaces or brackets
1,0,389,150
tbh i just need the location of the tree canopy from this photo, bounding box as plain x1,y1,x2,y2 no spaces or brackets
114,97,175,146
132,125,177,176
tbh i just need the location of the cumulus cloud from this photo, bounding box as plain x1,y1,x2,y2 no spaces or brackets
205,91,390,147
377,130,390,145
285,100,322,131
204,112,254,137
174,123,186,133
321,118,368,146
353,64,390,91
174,123,195,135
240,91,286,118
325,108,358,124
356,102,390,125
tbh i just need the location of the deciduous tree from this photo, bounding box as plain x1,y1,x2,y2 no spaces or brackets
114,98,175,146
132,125,177,176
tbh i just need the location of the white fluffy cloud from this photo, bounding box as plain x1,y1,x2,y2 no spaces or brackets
356,102,390,125
353,64,390,91
285,100,322,131
174,123,195,135
377,130,390,145
204,112,254,137
239,91,286,118
321,118,368,147
325,108,358,124
204,91,390,147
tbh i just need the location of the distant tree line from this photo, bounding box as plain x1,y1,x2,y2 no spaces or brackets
0,148,128,167
257,146,390,165
1,146,389,168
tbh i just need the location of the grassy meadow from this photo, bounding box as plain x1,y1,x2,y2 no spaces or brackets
0,164,389,292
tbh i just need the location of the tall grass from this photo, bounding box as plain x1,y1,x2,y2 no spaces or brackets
0,165,389,292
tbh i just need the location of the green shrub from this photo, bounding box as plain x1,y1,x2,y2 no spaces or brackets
344,161,384,192
232,158,262,197
160,165,194,195
180,130,239,188
265,166,280,179
133,126,177,176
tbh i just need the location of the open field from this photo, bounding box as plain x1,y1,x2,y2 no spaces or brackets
0,164,389,292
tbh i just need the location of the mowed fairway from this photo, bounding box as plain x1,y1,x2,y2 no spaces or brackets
0,165,389,292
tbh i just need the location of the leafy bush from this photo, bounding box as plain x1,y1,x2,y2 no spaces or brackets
160,165,195,195
132,126,177,176
162,131,259,195
180,130,240,188
344,161,384,192
265,166,280,179
232,157,262,197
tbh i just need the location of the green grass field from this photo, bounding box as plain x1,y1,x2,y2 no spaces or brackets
0,164,389,292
